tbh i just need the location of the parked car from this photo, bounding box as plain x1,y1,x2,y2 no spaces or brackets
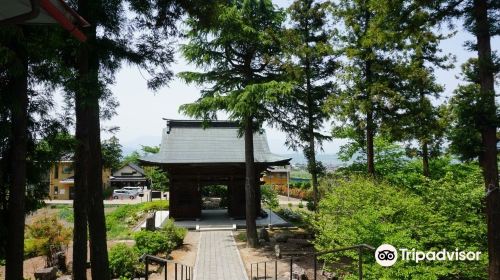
123,186,144,194
112,189,137,200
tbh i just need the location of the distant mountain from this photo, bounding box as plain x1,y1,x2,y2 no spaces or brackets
279,153,352,167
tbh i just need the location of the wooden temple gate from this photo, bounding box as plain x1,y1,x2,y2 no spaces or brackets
141,120,290,220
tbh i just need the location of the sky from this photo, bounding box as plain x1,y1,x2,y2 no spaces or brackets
85,0,499,156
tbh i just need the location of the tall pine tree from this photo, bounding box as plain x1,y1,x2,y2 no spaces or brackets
423,0,500,277
381,3,452,177
274,0,335,208
64,0,215,277
179,0,289,247
328,0,399,176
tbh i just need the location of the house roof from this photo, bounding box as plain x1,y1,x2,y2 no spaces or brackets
127,162,145,175
140,120,291,165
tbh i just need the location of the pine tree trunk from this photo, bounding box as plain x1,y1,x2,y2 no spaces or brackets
305,57,319,209
73,28,90,280
422,141,430,177
365,56,375,176
244,117,258,248
87,75,111,279
76,0,111,277
306,125,318,209
366,109,375,176
309,143,318,209
473,0,500,278
5,32,28,280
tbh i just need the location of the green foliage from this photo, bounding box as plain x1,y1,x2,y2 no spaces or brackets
161,219,187,247
336,137,406,177
179,0,291,126
235,232,247,242
314,172,487,279
144,166,169,191
201,185,228,207
102,136,123,170
24,216,72,265
447,58,500,161
58,206,74,223
108,243,141,279
123,146,169,191
261,185,279,211
106,201,169,239
272,0,334,191
327,0,402,173
134,220,186,255
122,151,141,165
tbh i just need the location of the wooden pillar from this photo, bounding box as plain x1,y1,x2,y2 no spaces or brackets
228,180,246,218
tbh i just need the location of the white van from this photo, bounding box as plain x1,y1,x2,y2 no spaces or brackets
112,189,137,200
123,186,144,194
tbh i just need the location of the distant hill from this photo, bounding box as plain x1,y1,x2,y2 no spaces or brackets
280,153,352,167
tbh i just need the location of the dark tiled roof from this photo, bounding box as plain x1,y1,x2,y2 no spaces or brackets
141,120,290,165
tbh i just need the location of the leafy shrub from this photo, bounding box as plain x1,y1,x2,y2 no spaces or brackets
140,200,169,212
161,219,187,247
134,219,186,255
298,201,304,208
314,175,487,279
272,185,312,200
305,200,315,211
134,230,176,255
58,206,74,222
278,208,302,222
261,185,279,210
106,201,170,239
25,215,72,265
108,243,141,279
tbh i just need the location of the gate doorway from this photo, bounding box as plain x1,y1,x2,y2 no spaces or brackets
201,185,228,211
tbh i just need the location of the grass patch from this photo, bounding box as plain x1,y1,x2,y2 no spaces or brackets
106,200,169,240
235,232,247,242
58,206,74,223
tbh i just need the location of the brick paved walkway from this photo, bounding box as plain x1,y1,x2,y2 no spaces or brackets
194,231,248,280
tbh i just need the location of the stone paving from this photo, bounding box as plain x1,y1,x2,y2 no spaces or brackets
174,209,290,230
194,231,248,280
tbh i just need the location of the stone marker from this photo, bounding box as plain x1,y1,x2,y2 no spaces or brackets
145,212,156,231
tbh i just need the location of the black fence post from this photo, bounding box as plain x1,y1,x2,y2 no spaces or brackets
275,260,277,280
314,254,317,280
145,257,149,280
175,263,178,280
264,262,267,279
257,263,259,279
289,257,293,280
251,263,253,280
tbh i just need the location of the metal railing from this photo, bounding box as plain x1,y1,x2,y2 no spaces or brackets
249,244,375,280
141,254,193,280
